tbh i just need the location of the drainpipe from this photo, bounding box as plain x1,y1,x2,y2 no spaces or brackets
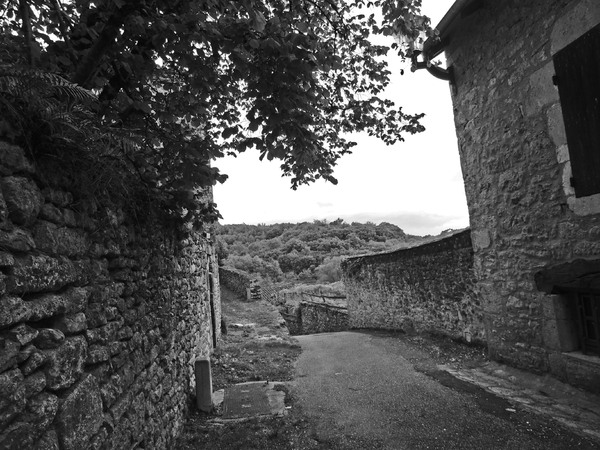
411,50,455,84
412,0,484,85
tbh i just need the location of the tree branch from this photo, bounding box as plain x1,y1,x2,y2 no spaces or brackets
50,0,74,53
18,0,37,66
72,11,125,88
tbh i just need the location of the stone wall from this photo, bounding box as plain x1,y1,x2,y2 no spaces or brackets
272,288,347,335
274,291,347,309
444,0,600,391
343,230,484,344
278,302,348,336
297,302,348,335
218,266,257,300
0,142,221,449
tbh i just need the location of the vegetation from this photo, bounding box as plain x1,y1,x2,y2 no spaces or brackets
0,0,434,227
217,219,422,283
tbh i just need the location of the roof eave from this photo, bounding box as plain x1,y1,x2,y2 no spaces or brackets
424,0,484,57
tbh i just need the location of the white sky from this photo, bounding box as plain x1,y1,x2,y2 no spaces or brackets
213,0,468,236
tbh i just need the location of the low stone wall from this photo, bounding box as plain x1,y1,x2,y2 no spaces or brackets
279,301,348,335
342,229,484,344
274,291,347,308
298,302,348,335
279,305,301,335
0,142,220,449
218,267,259,300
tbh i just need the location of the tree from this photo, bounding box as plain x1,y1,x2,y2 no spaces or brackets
226,254,283,280
0,0,432,226
283,238,310,254
315,256,344,282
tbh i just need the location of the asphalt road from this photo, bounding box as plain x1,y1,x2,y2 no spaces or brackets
293,331,598,450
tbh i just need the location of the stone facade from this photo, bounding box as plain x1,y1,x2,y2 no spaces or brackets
0,141,221,449
439,0,600,391
343,230,483,344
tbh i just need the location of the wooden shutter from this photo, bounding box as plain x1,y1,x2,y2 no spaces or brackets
576,293,600,356
553,23,600,198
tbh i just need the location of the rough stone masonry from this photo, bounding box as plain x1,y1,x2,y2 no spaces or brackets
442,0,600,392
0,141,221,449
343,229,484,344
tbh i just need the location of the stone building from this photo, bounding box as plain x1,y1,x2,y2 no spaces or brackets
421,0,600,392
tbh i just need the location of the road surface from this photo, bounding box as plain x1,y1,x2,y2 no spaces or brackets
293,331,598,450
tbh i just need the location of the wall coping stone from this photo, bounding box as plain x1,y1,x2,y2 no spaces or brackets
343,228,471,268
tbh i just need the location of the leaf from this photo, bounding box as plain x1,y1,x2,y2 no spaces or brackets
0,0,429,226
222,126,238,139
252,11,266,32
296,22,309,33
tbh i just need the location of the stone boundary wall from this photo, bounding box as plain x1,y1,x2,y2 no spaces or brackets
342,229,484,344
297,302,348,335
279,302,348,336
218,267,256,300
279,305,301,335
0,142,221,449
274,291,347,308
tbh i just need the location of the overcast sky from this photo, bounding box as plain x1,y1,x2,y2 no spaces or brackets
213,0,468,236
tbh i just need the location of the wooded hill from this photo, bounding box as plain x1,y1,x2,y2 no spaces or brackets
216,220,427,284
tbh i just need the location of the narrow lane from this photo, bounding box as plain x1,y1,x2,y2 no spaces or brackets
293,331,598,450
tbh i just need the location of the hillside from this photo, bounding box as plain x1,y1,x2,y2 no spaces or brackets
215,219,425,284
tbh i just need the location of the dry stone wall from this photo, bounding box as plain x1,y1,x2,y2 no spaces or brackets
296,302,348,335
272,290,348,335
445,0,600,390
343,230,484,344
218,266,256,300
0,141,221,449
278,301,348,336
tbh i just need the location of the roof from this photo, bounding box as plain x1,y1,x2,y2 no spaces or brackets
424,0,484,57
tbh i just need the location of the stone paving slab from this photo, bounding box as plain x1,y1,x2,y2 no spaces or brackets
441,362,600,443
215,381,286,422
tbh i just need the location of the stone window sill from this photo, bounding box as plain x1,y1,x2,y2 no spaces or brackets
567,192,600,216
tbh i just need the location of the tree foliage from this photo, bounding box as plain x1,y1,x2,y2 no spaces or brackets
0,0,432,226
315,255,345,282
217,219,424,281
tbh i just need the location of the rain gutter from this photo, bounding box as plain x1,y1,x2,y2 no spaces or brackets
414,0,484,83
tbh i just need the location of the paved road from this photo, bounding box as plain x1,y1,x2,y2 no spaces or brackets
293,331,598,450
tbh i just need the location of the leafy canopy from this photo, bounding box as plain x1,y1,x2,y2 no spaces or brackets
0,0,432,226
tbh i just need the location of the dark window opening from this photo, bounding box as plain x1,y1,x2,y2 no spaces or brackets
553,22,600,198
575,292,600,356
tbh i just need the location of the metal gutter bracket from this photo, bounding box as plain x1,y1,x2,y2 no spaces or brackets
411,50,455,85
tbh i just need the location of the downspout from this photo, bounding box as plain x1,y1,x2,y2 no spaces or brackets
411,50,455,83
412,0,484,85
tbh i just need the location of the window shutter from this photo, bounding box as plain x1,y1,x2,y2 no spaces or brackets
553,23,600,198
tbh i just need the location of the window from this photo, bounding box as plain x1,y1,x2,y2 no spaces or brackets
553,22,600,198
575,292,600,356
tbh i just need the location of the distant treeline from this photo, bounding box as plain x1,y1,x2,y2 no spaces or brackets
215,219,428,284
